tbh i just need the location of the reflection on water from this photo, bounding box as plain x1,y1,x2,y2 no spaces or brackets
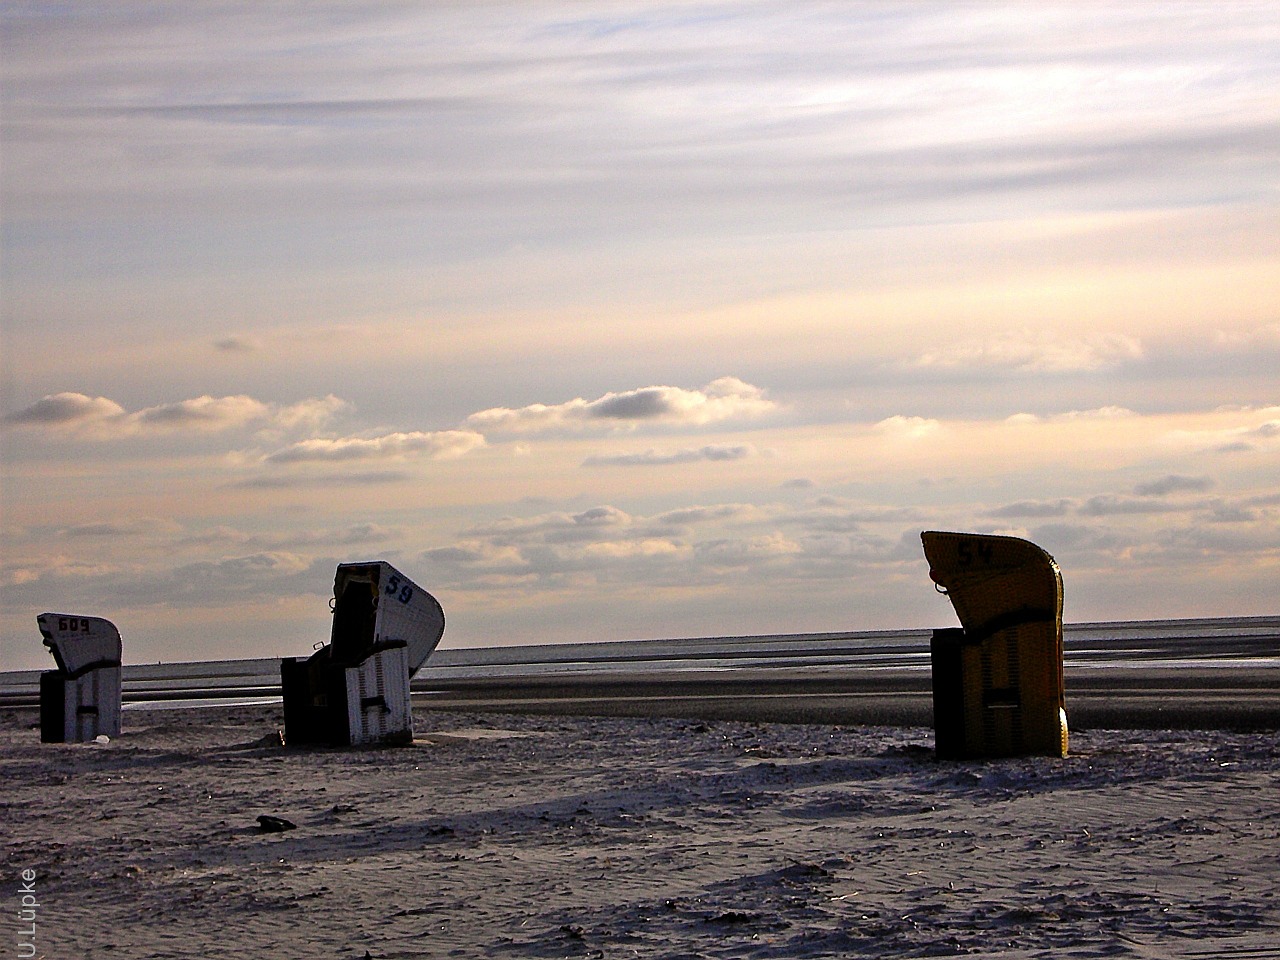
2,615,1277,702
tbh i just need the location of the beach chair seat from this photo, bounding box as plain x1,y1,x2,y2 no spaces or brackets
921,532,1067,759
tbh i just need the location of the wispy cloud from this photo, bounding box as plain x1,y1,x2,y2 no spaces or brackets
654,504,763,527
1005,406,1138,425
1133,474,1213,497
233,471,410,489
1081,494,1206,517
57,517,184,539
915,332,1143,373
583,443,757,467
213,335,259,353
265,430,485,464
986,499,1074,519
464,506,636,546
1166,408,1280,453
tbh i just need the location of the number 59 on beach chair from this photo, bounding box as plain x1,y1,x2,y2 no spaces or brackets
921,532,1068,759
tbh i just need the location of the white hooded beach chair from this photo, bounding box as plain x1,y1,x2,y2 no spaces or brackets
281,561,446,747
38,613,123,743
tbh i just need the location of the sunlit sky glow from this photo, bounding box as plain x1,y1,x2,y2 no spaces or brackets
2,2,1278,670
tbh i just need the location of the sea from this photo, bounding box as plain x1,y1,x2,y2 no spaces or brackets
1,615,1276,709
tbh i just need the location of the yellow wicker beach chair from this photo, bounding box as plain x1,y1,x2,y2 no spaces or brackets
921,531,1068,759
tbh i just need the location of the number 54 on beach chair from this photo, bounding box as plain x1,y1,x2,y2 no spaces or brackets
921,532,1068,759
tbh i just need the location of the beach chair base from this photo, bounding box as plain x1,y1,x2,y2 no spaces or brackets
281,645,412,747
343,645,413,746
931,627,1068,759
40,666,122,743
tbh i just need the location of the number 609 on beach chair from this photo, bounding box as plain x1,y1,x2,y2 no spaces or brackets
922,531,1068,760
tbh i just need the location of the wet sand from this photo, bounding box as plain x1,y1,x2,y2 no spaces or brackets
3,700,1277,959
413,662,1280,732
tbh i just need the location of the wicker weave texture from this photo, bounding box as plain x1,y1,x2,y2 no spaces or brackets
922,531,1067,758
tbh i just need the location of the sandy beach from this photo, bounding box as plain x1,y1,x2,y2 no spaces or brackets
3,699,1277,959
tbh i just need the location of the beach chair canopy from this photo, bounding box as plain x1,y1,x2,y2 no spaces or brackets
37,613,122,677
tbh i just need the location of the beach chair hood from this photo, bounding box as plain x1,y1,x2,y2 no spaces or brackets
37,613,123,678
329,561,446,675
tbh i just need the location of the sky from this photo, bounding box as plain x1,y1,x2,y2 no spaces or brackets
2,2,1277,671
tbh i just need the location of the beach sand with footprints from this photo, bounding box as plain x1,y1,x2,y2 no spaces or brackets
3,700,1278,959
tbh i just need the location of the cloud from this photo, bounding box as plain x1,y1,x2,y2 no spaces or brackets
1212,323,1280,351
213,335,259,352
1,554,123,590
423,539,529,570
1167,410,1280,453
1026,523,1129,554
654,504,761,527
3,391,347,440
1005,406,1138,424
132,395,271,431
1058,406,1140,421
418,495,926,600
915,332,1144,374
3,393,125,429
873,415,940,439
793,500,919,534
155,552,321,603
987,499,1074,518
466,377,774,435
583,443,757,466
1156,523,1280,557
431,503,779,584
1,549,331,615
1133,474,1213,497
1080,494,1191,516
466,506,635,546
57,517,184,539
265,430,485,464
1206,502,1260,524
424,504,706,588
233,470,410,489
694,533,802,565
273,523,400,549
583,538,689,561
272,395,350,432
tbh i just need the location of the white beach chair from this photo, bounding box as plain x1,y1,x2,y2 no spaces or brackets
281,561,445,747
38,613,123,743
